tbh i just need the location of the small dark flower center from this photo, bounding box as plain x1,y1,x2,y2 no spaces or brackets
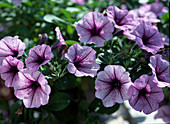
11,66,19,73
74,60,82,68
31,81,40,89
73,56,83,68
111,78,121,89
142,36,149,45
35,57,45,64
90,26,101,36
139,88,147,96
12,51,19,57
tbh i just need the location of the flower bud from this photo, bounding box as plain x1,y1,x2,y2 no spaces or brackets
38,33,48,45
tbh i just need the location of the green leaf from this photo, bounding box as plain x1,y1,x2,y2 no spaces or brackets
10,101,21,124
39,114,58,124
47,92,70,111
43,67,53,76
161,12,169,23
163,87,169,92
66,7,81,13
67,25,75,35
78,100,88,111
53,105,77,122
0,99,8,110
0,2,13,8
22,1,34,6
43,14,68,24
53,74,81,90
65,40,80,46
89,99,120,114
60,8,71,19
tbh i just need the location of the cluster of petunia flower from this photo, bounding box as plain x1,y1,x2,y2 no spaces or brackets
75,2,169,122
0,36,53,108
0,1,169,123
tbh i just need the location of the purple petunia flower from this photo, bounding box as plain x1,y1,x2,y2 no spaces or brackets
149,54,170,87
106,6,139,40
128,74,164,114
95,65,132,107
106,6,137,31
129,9,160,24
11,0,22,6
150,2,168,16
154,105,170,123
0,56,24,87
65,43,100,77
132,22,164,54
76,12,114,47
134,2,168,18
14,69,51,108
25,44,53,71
0,36,26,65
71,0,85,5
51,27,68,54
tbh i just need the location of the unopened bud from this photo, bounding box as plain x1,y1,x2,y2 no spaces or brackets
52,27,67,55
38,33,48,45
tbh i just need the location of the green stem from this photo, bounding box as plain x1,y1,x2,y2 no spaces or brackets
129,43,137,54
129,60,141,73
109,51,126,64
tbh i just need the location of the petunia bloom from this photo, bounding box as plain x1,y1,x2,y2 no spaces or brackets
154,105,170,123
149,54,170,87
132,22,164,54
106,6,137,31
51,27,68,54
150,2,168,16
71,0,85,5
129,8,160,23
11,0,22,6
65,43,100,77
95,65,132,107
14,69,51,108
76,12,114,47
0,56,24,87
128,74,164,114
0,36,26,65
25,44,53,71
134,2,168,18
